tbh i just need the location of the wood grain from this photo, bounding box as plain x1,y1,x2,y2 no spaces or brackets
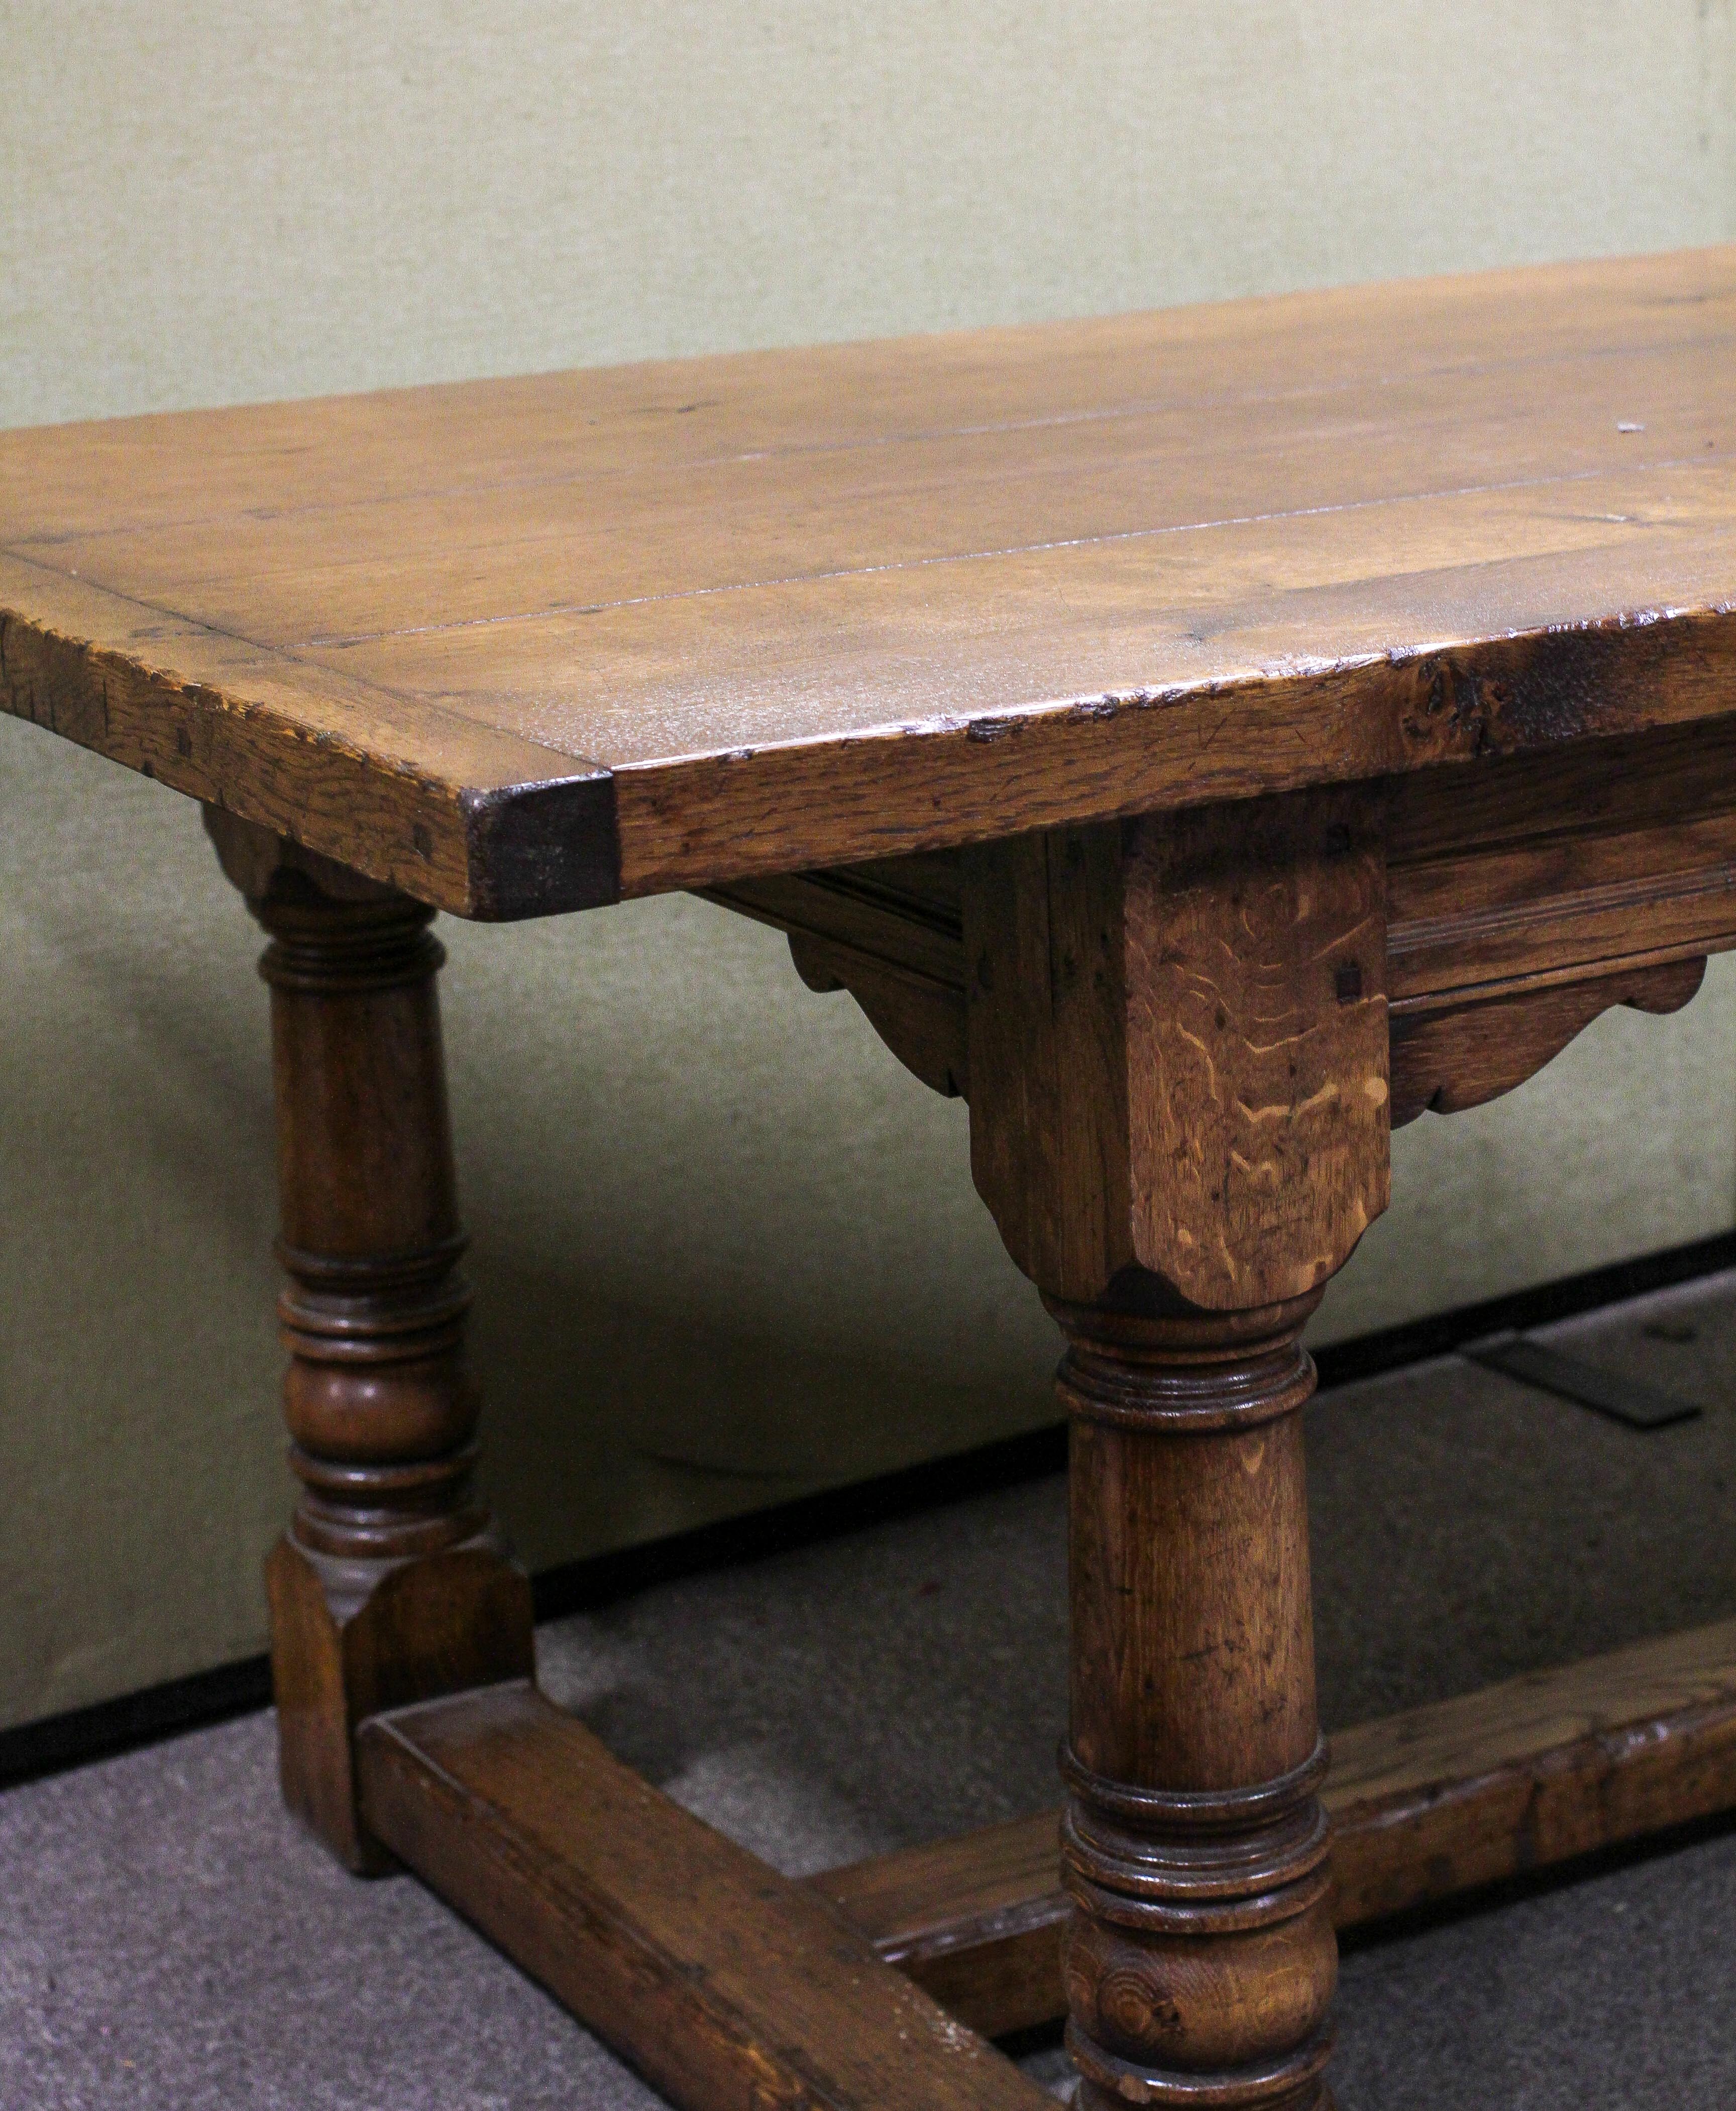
1053,1297,1337,2108
961,825,1134,1303
1386,716,1736,998
708,857,969,1095
961,794,1388,1311
1123,793,1389,1310
1388,956,1707,1126
207,815,534,1869
358,1681,1054,2111
811,1813,1072,2043
954,800,1384,2102
711,713,1736,1124
811,1616,1736,2040
6,249,1736,911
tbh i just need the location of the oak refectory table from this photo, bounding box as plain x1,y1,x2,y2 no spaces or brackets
9,248,1736,2108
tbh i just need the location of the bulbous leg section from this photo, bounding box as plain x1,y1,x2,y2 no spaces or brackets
1053,1290,1338,2109
209,812,533,1872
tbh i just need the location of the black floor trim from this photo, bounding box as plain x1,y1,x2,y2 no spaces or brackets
529,1420,1068,1626
5,1227,1733,1792
0,1655,273,1792
1309,1226,1736,1391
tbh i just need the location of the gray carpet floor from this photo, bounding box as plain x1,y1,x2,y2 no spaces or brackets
8,1273,1736,2107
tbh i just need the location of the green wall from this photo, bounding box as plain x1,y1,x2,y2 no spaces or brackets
3,1,1735,1728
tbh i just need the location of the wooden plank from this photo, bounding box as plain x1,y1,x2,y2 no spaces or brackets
21,336,1736,653
1386,717,1736,998
356,1682,1052,2111
7,249,1727,549
1326,1615,1736,1920
0,556,613,918
715,713,1736,1008
597,520,1736,895
6,249,1736,909
706,712,1736,1116
809,1616,1736,2039
812,1815,1068,2043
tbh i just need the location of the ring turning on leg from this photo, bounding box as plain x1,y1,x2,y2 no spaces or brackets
1054,1295,1336,2110
960,800,1390,2109
207,810,533,1871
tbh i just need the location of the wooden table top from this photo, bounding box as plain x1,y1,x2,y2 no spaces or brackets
4,247,1735,918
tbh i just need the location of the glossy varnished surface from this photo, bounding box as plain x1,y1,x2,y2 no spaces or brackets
4,249,1736,913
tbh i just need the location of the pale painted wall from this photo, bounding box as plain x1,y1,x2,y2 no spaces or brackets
3,1,1734,1728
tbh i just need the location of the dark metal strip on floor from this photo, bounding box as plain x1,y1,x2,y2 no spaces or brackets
1466,1334,1702,1431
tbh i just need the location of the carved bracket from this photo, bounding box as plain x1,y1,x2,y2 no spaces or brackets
1389,955,1708,1127
705,718,1736,1227
701,857,968,1097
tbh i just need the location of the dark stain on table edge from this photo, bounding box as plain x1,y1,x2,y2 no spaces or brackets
460,775,621,919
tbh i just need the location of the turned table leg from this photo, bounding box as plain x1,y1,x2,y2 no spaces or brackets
1052,1292,1334,2108
207,810,533,1871
962,796,1391,2108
